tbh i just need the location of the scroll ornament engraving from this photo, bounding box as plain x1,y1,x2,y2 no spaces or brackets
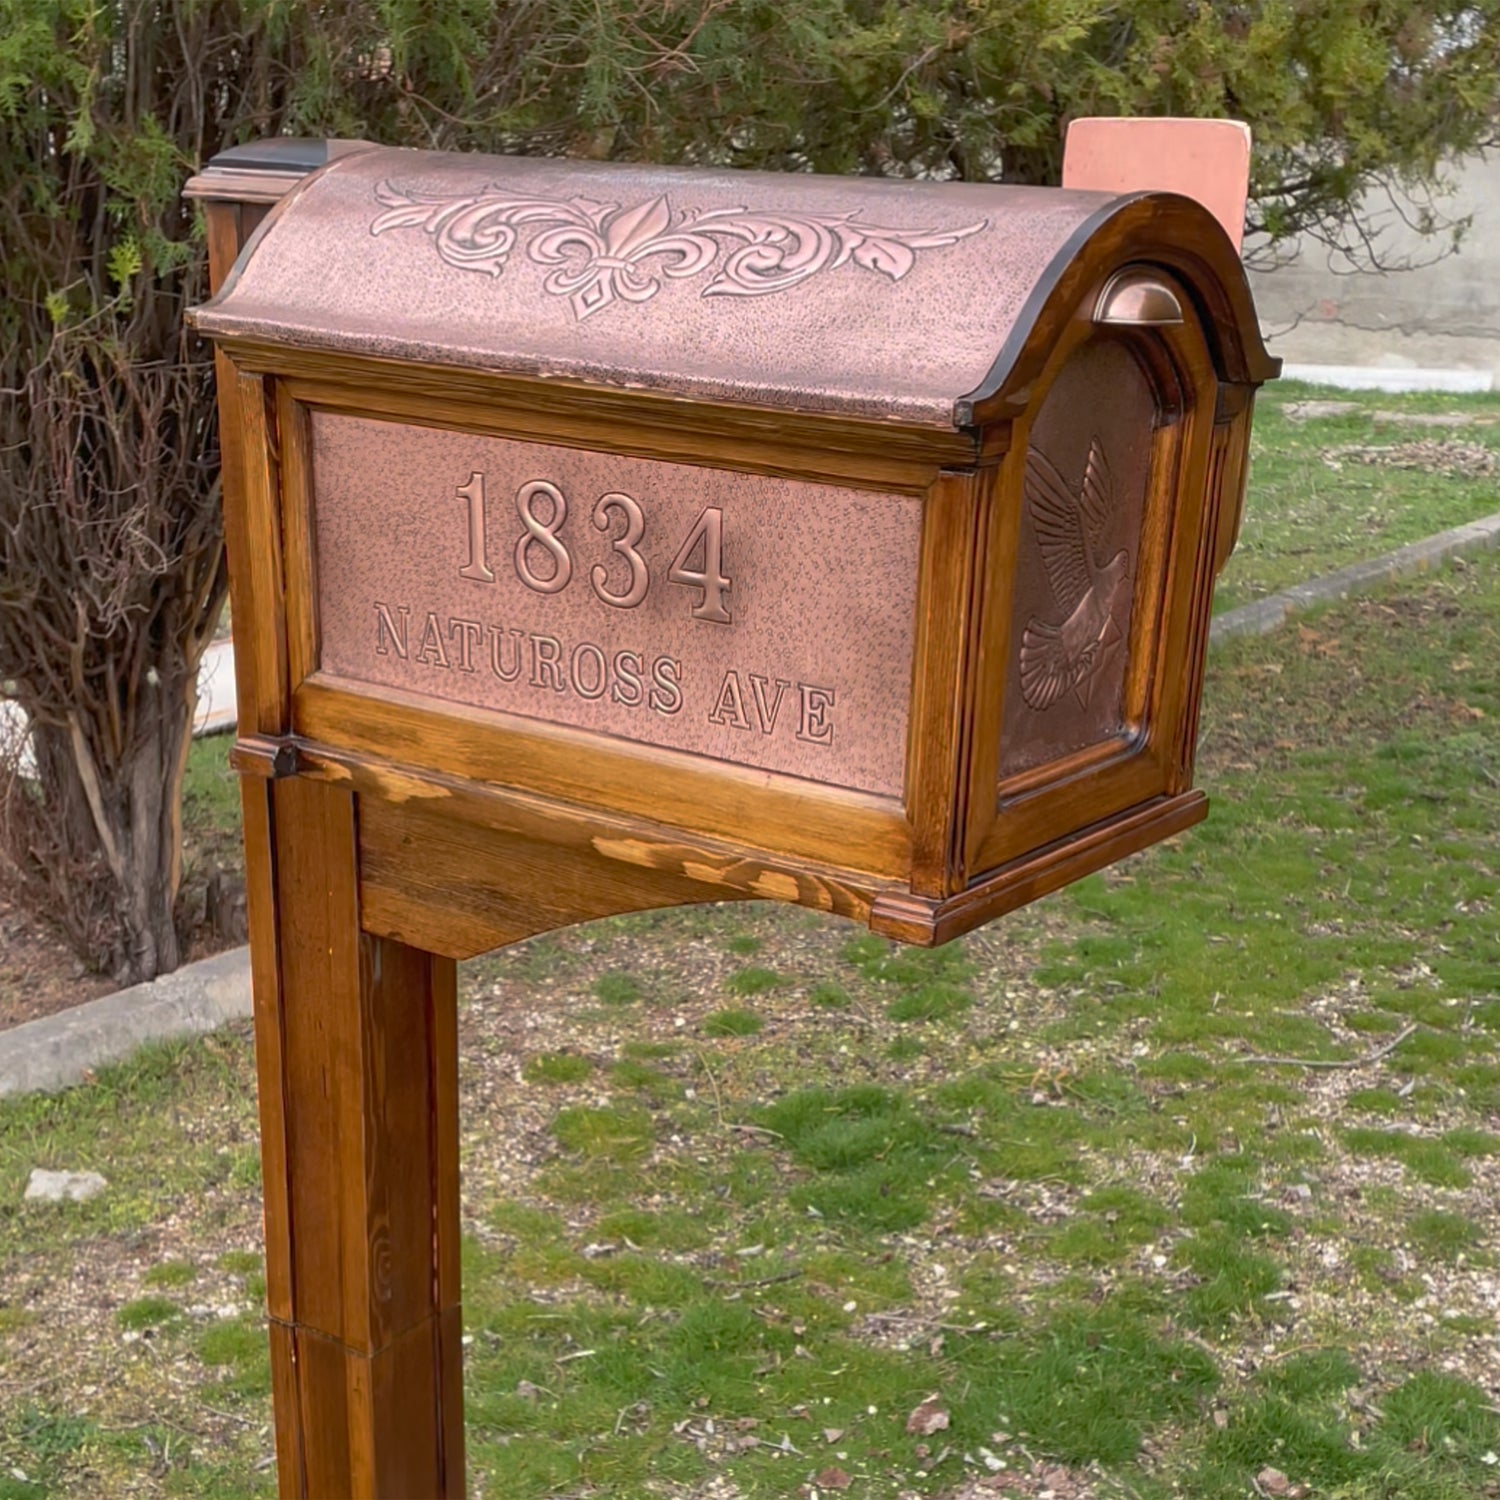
1019,439,1132,712
370,182,988,319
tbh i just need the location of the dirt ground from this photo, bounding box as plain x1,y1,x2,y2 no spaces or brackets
0,888,114,1029
0,739,245,1031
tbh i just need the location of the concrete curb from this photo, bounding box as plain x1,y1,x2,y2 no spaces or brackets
0,946,251,1100
1211,510,1500,644
2,511,1498,1100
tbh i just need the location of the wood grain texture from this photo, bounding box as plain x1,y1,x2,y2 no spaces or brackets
1177,393,1254,782
265,1321,305,1496
265,775,463,1494
435,1306,466,1500
959,447,1019,875
292,1326,352,1498
353,775,886,958
226,366,291,735
276,386,320,694
272,775,364,1340
185,168,313,206
293,674,913,881
204,201,265,738
904,468,988,897
430,959,461,1319
229,734,302,781
209,349,259,732
300,744,888,933
1211,388,1256,576
203,201,244,294
240,202,274,242
430,972,465,1500
240,777,292,1325
871,790,1207,945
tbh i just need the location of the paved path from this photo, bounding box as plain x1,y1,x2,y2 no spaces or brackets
196,639,238,734
3,511,1498,1099
1211,510,1500,643
0,948,251,1099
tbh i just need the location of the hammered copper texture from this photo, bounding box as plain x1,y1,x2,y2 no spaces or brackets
194,147,1120,428
998,340,1157,778
312,414,921,796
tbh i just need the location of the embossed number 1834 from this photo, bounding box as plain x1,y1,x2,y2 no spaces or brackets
457,471,732,624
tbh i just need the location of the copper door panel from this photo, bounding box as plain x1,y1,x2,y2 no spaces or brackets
998,339,1158,779
310,414,921,797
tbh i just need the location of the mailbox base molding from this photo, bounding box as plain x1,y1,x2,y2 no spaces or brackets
870,790,1207,946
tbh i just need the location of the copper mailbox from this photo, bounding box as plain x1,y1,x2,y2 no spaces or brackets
189,141,1277,951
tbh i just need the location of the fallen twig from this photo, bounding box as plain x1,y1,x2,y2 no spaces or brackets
1241,1024,1417,1070
695,1050,725,1125
200,1404,258,1428
702,1269,803,1291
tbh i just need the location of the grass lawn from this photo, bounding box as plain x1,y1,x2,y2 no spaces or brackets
1218,381,1500,614
2,540,1498,1495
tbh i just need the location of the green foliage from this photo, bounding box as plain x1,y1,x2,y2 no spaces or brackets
199,1318,273,1399
759,1083,957,1230
808,980,852,1008
1197,1367,1500,1499
143,1259,196,1289
592,972,643,1006
724,965,782,997
1409,1208,1485,1263
522,1052,594,1085
27,0,1483,356
607,1058,681,1102
552,1104,654,1162
702,1007,763,1036
311,0,1500,258
949,1306,1219,1466
1342,1127,1474,1188
886,980,972,1022
116,1295,182,1331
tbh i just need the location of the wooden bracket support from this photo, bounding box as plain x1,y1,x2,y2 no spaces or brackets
231,735,303,780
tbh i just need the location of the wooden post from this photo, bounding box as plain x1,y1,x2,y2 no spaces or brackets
248,772,463,1496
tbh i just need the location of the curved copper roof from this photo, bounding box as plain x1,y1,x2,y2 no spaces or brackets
192,145,1266,428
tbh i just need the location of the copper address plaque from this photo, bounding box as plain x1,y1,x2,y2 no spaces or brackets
310,415,921,797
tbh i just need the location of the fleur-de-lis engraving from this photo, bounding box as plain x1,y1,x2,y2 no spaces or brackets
371,181,987,319
1019,440,1132,713
529,194,719,317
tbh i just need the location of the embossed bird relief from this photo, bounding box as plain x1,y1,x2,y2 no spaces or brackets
1019,439,1132,712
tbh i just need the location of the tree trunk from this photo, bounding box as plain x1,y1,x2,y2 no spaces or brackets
24,668,195,985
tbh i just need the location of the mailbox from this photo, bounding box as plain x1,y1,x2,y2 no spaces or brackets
192,142,1275,949
186,138,1276,1497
